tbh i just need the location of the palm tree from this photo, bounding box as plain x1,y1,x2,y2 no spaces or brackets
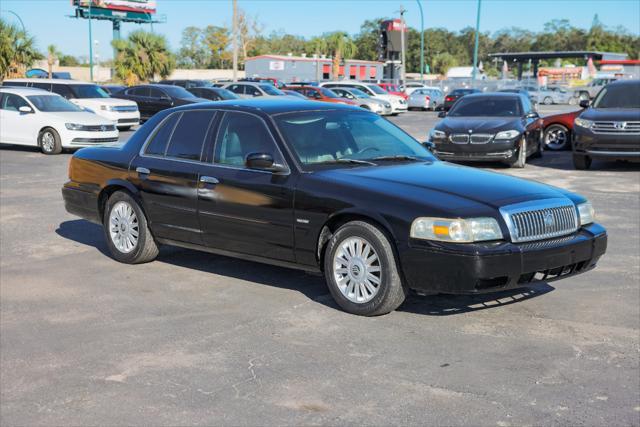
112,30,175,85
0,19,41,80
47,45,62,78
325,32,357,80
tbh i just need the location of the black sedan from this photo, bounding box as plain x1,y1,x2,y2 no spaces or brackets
443,88,480,111
61,100,606,316
112,84,208,121
186,86,239,101
100,84,126,95
572,79,640,170
430,93,543,168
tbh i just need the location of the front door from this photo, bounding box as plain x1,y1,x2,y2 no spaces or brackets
197,111,296,262
130,109,217,244
0,93,37,145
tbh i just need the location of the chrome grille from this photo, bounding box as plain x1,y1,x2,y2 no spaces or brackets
592,121,640,134
499,198,579,243
83,124,117,132
470,134,493,144
112,105,139,112
450,134,469,144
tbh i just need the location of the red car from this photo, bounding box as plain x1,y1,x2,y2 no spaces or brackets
542,109,583,151
284,86,357,105
378,83,408,100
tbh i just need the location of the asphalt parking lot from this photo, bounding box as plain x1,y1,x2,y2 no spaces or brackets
1,108,639,426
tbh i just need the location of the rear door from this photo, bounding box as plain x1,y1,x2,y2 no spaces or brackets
126,87,150,118
130,110,217,244
148,88,174,117
196,111,296,261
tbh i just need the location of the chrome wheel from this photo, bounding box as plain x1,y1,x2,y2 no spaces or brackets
333,237,382,304
109,201,139,253
41,132,55,152
544,126,569,150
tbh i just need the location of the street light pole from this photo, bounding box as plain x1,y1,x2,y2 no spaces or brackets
471,0,481,82
232,0,238,82
1,10,26,32
399,5,406,85
416,0,424,82
88,1,94,82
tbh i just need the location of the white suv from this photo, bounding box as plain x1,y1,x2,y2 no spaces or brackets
2,79,140,130
319,81,407,114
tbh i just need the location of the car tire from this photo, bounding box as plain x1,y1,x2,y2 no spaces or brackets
544,124,570,151
103,191,159,264
531,133,544,159
39,128,62,155
573,153,592,170
324,221,407,316
543,96,553,105
509,137,527,168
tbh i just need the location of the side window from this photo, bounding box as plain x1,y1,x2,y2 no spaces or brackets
31,82,52,91
227,84,244,94
149,88,166,99
0,93,29,111
129,87,149,97
307,89,320,99
2,81,28,87
247,86,261,96
165,110,216,161
214,112,281,167
51,84,74,99
145,113,181,156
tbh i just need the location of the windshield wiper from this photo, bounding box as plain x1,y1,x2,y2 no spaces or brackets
371,155,421,162
318,158,376,166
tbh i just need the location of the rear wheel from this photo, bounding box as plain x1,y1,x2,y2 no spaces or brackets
324,221,407,316
543,96,553,105
39,128,62,155
544,124,570,150
573,153,592,170
103,191,159,264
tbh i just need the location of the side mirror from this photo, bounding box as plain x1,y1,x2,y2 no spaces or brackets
437,111,446,118
18,106,34,114
526,112,539,119
579,99,590,109
245,152,287,173
423,141,435,151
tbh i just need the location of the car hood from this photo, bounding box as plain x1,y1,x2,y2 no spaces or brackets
49,111,116,125
437,116,523,133
71,98,137,107
581,108,640,121
316,161,571,209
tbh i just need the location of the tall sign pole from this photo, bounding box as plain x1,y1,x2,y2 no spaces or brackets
88,1,93,82
232,0,238,82
471,0,481,81
399,5,406,85
416,0,424,82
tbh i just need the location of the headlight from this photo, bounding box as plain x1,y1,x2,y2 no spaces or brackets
100,105,114,111
429,129,446,141
577,201,595,225
494,130,520,140
574,117,593,129
410,217,503,243
65,123,85,130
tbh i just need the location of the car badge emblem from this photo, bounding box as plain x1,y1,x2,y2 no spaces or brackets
101,125,107,131
543,211,555,228
613,122,627,130
468,129,473,134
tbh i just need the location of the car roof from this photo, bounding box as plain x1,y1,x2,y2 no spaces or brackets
3,78,92,85
0,87,57,96
169,98,363,115
606,79,639,87
463,92,521,100
133,84,186,89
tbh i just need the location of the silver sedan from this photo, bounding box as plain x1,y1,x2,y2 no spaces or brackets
407,89,444,111
330,87,393,115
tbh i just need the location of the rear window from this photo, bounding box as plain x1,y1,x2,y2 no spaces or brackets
165,110,216,161
145,113,181,156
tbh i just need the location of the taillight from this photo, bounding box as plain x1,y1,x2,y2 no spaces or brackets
425,96,431,101
445,96,453,101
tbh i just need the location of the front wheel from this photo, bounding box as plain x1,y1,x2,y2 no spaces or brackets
39,128,62,155
508,138,527,168
104,191,159,264
324,221,407,316
543,96,553,105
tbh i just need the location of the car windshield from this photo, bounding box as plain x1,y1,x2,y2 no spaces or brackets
274,110,435,168
448,97,522,117
320,88,340,98
70,85,110,99
27,95,84,112
260,84,285,96
592,84,640,109
162,86,197,98
367,84,387,95
349,88,370,98
215,88,239,99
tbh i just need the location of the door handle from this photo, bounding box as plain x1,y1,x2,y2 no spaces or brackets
136,167,150,175
200,176,219,185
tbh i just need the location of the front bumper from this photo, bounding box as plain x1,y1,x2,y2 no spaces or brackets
60,129,119,148
574,130,640,159
96,110,140,128
399,223,607,294
432,139,518,162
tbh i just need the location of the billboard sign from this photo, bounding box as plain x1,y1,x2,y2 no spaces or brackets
269,61,285,71
72,0,156,14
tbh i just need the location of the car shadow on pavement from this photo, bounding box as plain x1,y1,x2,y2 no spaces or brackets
56,219,555,316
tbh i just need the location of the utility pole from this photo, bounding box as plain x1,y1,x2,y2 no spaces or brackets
88,1,93,82
471,0,481,82
232,0,238,82
399,5,406,85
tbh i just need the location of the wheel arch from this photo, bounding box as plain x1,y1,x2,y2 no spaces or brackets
97,179,143,222
37,126,60,146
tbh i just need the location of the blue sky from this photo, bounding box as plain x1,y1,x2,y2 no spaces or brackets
2,0,639,60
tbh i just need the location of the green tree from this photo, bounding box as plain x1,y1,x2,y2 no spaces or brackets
354,18,386,61
325,31,357,79
59,54,80,66
0,19,41,80
203,25,231,68
431,52,457,75
112,30,175,85
177,26,209,69
47,44,62,78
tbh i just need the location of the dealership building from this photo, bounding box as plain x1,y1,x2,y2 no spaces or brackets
244,54,385,83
